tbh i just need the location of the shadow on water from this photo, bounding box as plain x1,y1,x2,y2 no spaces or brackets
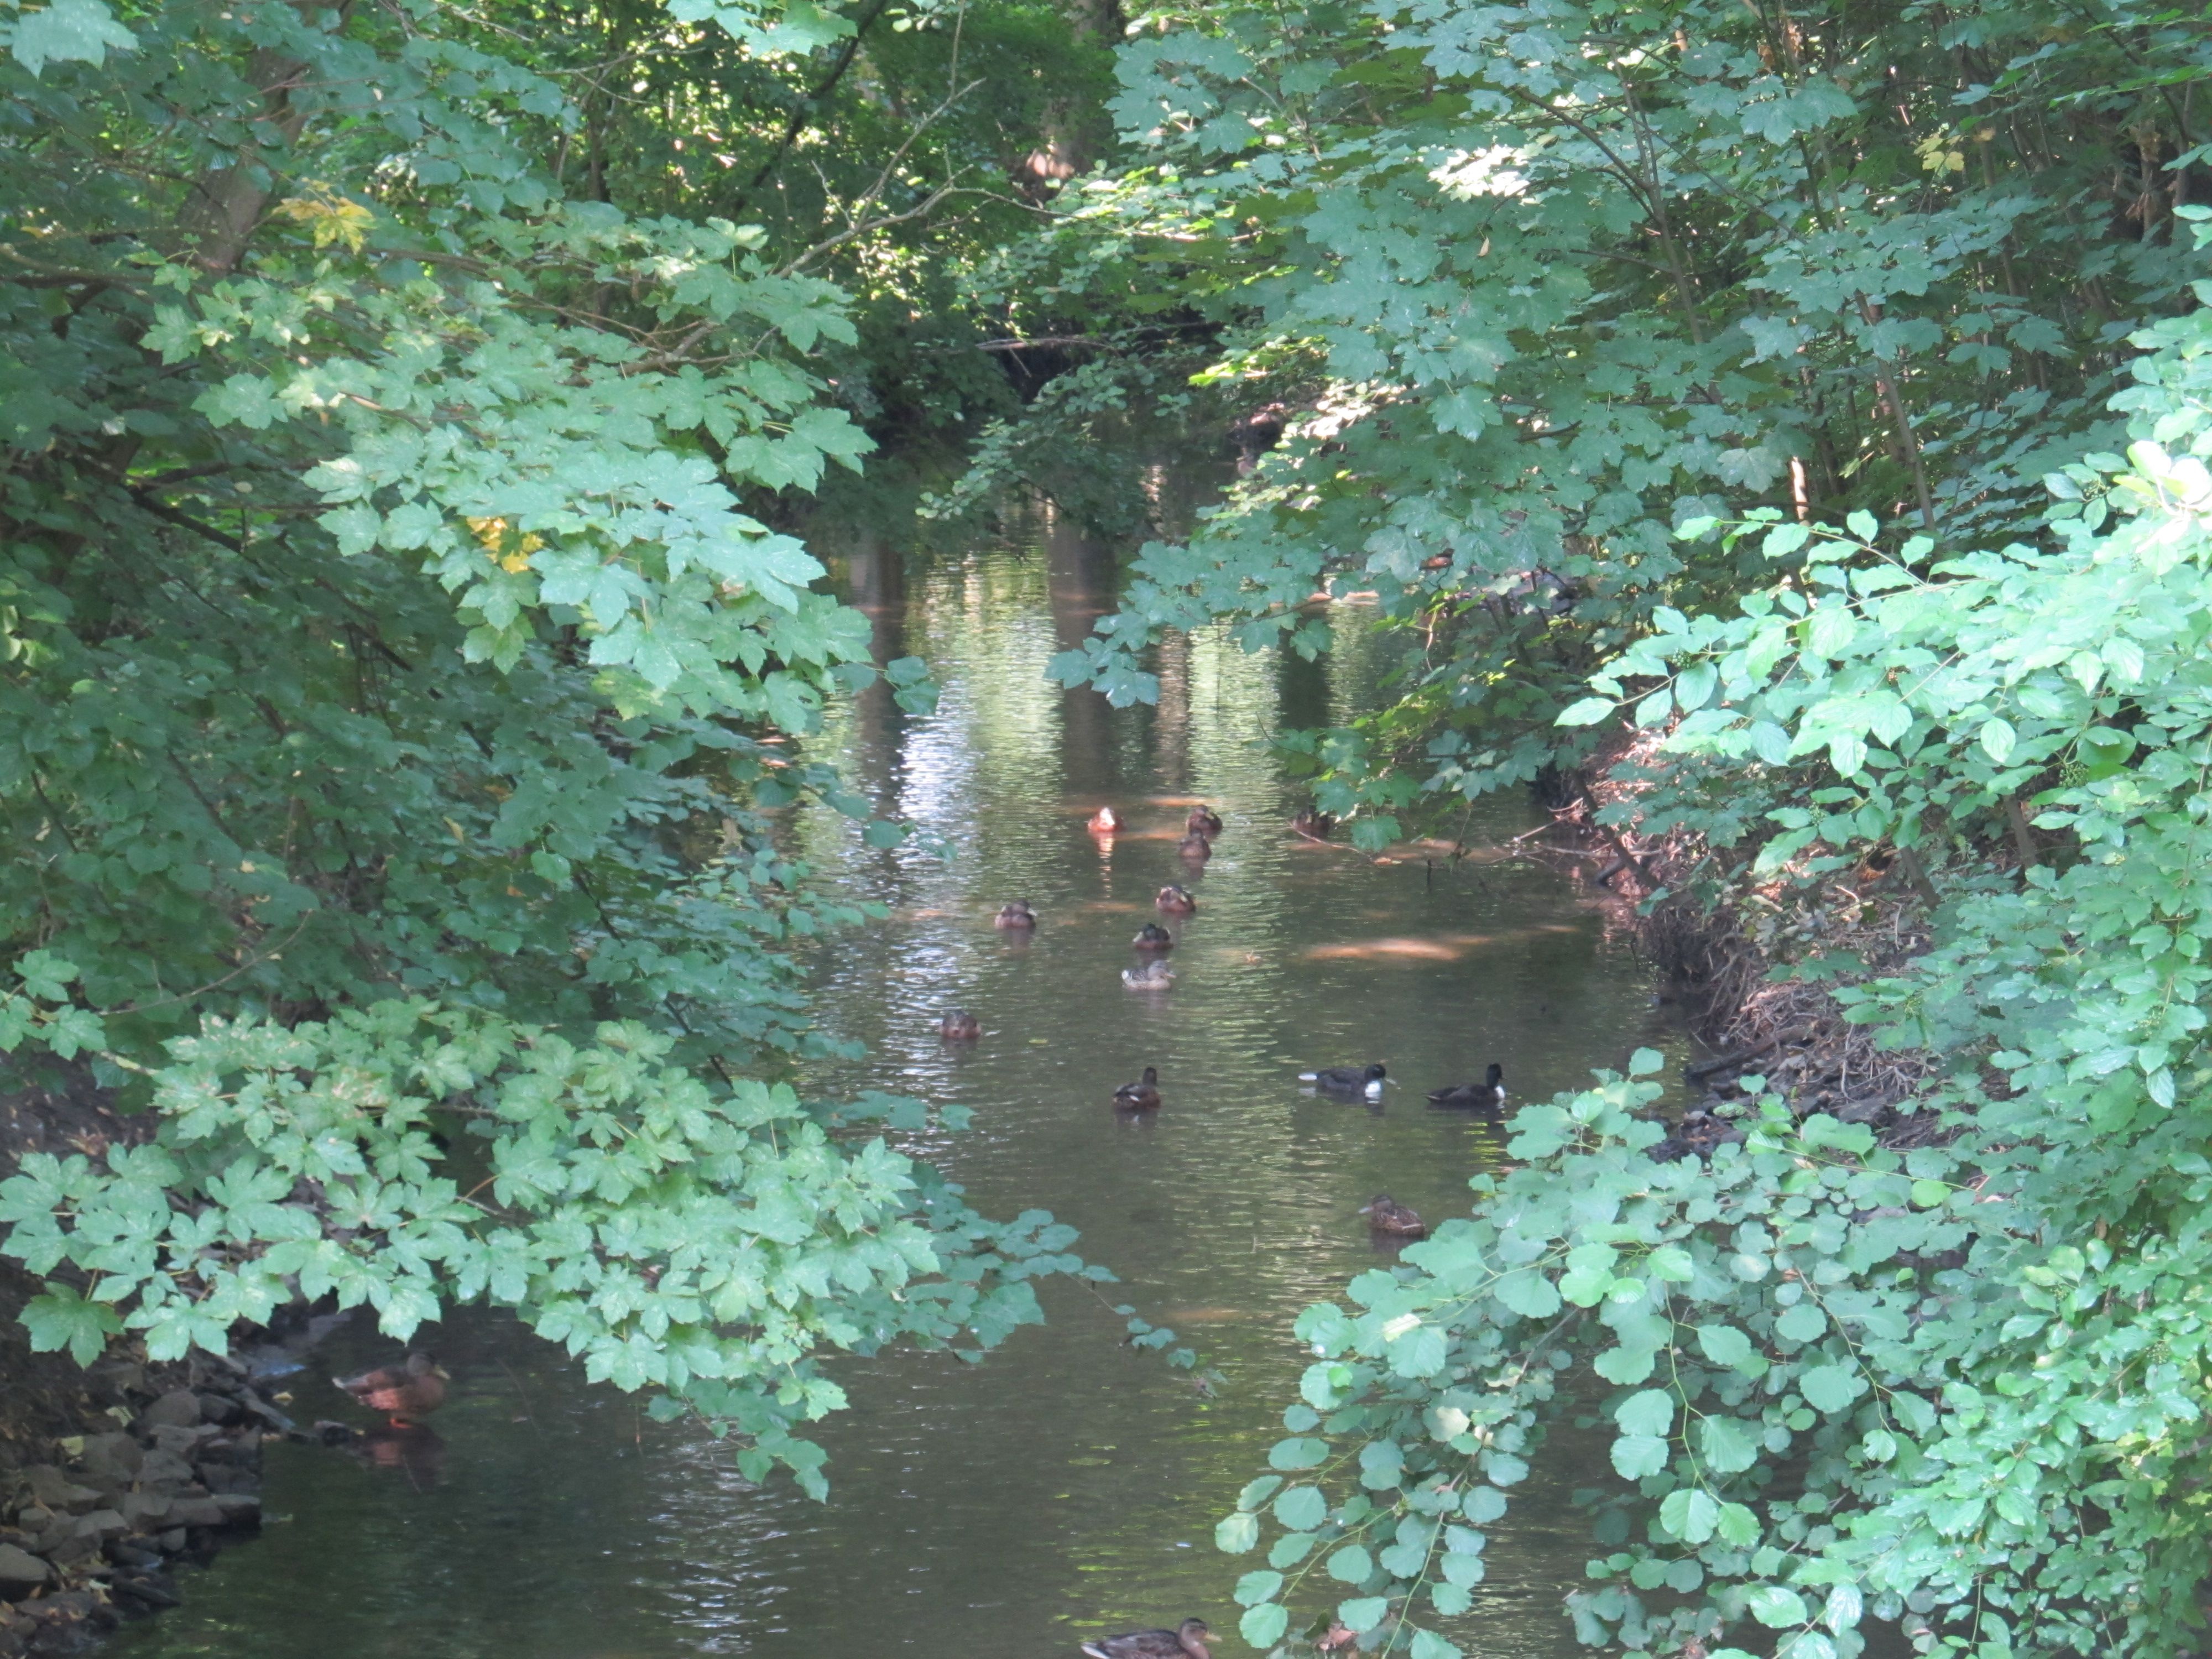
101,516,1692,1659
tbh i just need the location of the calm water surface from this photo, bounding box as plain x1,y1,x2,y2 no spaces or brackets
104,517,1691,1659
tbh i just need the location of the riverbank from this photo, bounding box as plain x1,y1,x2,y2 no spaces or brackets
0,1081,275,1657
1545,727,1942,1154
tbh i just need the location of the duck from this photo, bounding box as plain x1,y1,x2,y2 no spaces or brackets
1122,959,1175,989
939,1009,982,1041
1088,807,1121,834
335,1351,450,1425
1177,833,1213,862
1081,1620,1212,1659
1359,1194,1426,1236
1133,922,1175,952
1427,1063,1505,1109
1291,806,1334,839
1113,1066,1162,1110
994,900,1037,929
1155,884,1197,914
1185,805,1223,837
1298,1062,1387,1099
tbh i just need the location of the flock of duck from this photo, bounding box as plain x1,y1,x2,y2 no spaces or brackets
941,802,1512,1255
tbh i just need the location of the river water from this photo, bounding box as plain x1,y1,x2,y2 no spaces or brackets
102,510,1690,1659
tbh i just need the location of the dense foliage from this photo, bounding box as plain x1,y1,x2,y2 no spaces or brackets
990,0,2212,1651
14,0,2212,1650
0,0,1123,1490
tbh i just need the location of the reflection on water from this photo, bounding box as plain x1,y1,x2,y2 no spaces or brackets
103,514,1689,1659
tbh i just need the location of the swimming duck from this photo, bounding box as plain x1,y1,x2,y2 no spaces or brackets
1122,959,1175,989
1081,1620,1212,1659
1088,807,1121,834
1155,885,1197,914
1113,1066,1162,1110
1185,805,1223,837
939,1009,982,1041
1359,1194,1426,1236
1177,833,1213,862
1133,922,1175,952
1427,1063,1505,1109
335,1351,450,1425
994,900,1037,929
1299,1062,1387,1099
1291,806,1334,839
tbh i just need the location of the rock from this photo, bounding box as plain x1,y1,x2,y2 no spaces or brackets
70,1510,126,1543
40,1533,96,1569
109,1571,181,1611
7,1509,50,1537
148,1425,221,1466
20,1468,97,1511
165,1498,225,1528
0,1546,50,1593
155,1528,186,1554
119,1493,171,1530
77,1432,143,1481
193,1390,243,1427
211,1493,259,1525
138,1449,196,1490
140,1390,204,1431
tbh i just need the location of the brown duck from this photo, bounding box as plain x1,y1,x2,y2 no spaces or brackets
1113,1066,1162,1110
1133,922,1174,952
1155,884,1197,914
940,1009,981,1040
1185,805,1223,837
1176,833,1213,862
1081,1620,1211,1659
1291,806,1334,840
995,900,1038,929
1359,1195,1426,1237
335,1352,450,1425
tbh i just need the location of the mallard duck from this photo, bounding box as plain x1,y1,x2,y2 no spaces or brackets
1081,1620,1212,1659
995,900,1037,929
1088,806,1121,834
1299,1062,1387,1099
1177,833,1213,862
939,1009,981,1041
335,1352,449,1425
1359,1194,1426,1236
1155,884,1197,914
1122,959,1175,989
1427,1063,1505,1109
1291,806,1334,840
1113,1066,1162,1110
1185,805,1223,837
1133,922,1175,952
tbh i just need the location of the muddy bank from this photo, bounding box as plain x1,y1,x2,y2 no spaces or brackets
1536,739,1941,1155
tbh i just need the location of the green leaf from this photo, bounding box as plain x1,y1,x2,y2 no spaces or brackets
20,1285,122,1366
1798,1364,1865,1415
11,0,137,76
1336,1597,1390,1632
1611,1433,1670,1479
1660,1486,1720,1544
1212,1522,1265,1557
1699,1414,1759,1474
1327,1545,1374,1583
1239,1605,1288,1648
1747,1585,1809,1628
1615,1389,1675,1437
